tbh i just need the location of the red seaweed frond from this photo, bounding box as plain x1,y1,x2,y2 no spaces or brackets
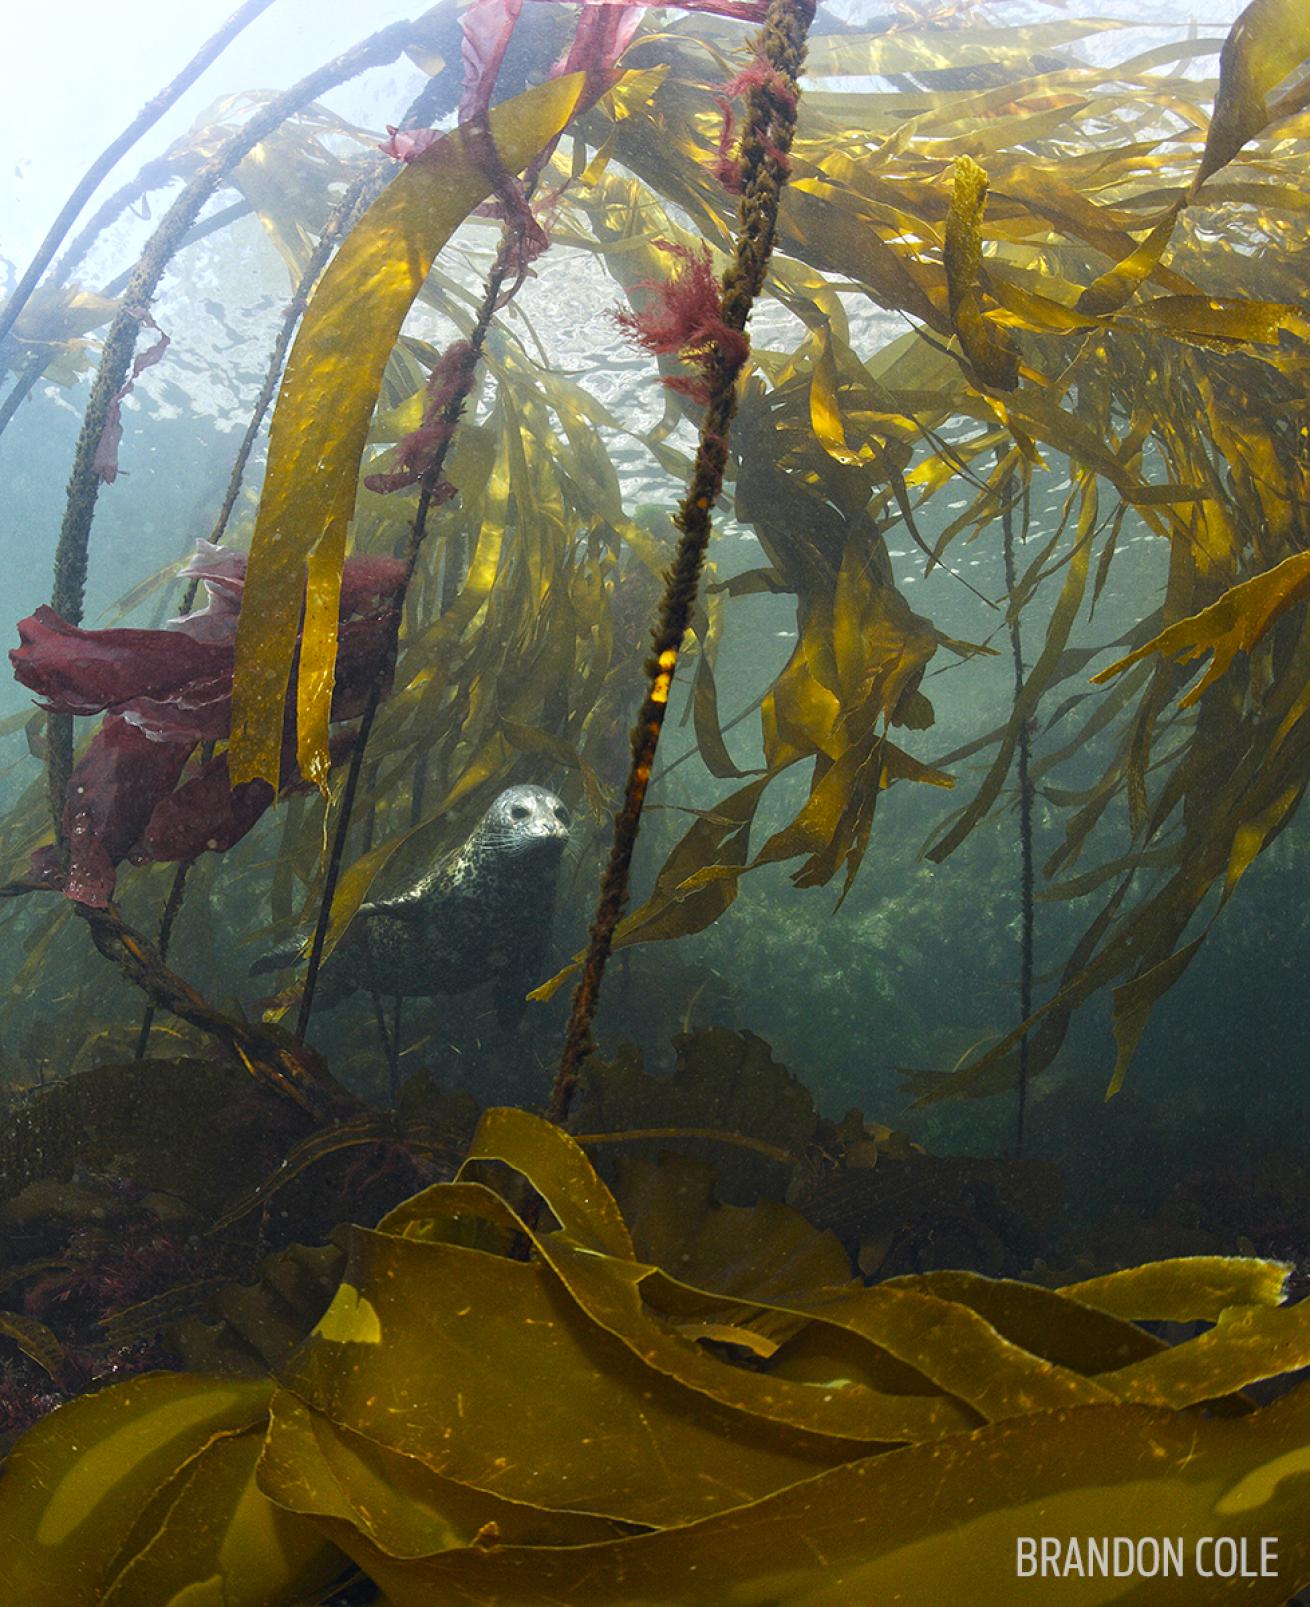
713,99,744,194
614,241,748,404
724,55,798,112
712,52,799,194
380,125,443,163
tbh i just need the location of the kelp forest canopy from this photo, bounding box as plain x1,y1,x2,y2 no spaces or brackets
0,0,1309,1124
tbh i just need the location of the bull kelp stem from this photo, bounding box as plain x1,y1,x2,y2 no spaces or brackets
548,0,816,1126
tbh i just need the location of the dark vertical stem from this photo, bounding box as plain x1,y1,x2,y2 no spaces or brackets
360,762,381,853
0,0,279,351
1001,474,1034,1157
409,752,430,828
0,353,46,439
547,0,816,1127
409,516,469,827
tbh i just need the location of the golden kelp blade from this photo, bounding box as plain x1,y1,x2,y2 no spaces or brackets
228,72,605,792
1091,548,1310,709
0,1373,344,1605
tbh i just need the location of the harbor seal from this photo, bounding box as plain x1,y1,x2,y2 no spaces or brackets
251,784,572,1025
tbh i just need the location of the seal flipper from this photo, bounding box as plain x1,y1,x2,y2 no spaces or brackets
249,931,359,1011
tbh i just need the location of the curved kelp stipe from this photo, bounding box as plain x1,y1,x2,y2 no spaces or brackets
228,70,621,794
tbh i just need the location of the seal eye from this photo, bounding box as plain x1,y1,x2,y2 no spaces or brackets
510,804,530,821
554,806,570,824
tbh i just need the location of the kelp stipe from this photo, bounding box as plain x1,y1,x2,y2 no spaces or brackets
551,0,815,1124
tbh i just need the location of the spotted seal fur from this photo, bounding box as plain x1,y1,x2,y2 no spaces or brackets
251,784,571,1024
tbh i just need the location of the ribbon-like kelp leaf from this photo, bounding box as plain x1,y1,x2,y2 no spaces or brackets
1105,935,1207,1099
272,1116,1310,1598
1074,210,1182,318
1092,549,1310,709
1123,293,1310,352
0,1372,344,1605
463,1104,636,1257
278,1223,877,1527
265,1389,1310,1605
383,1167,973,1447
884,1270,1165,1376
259,1387,633,1561
10,1115,1310,1604
801,20,1127,79
1061,1255,1293,1323
98,1424,346,1607
1096,1300,1310,1410
229,71,614,790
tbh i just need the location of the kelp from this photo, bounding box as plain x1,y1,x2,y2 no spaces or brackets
5,1106,1310,1603
0,0,1309,1440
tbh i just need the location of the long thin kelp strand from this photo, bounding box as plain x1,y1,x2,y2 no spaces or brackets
547,0,816,1126
408,530,468,827
295,237,517,1041
45,16,422,843
0,0,278,351
0,353,45,440
185,184,381,615
179,65,454,593
1001,477,1034,1157
48,154,192,297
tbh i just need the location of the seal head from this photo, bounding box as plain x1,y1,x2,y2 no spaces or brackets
467,784,572,861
